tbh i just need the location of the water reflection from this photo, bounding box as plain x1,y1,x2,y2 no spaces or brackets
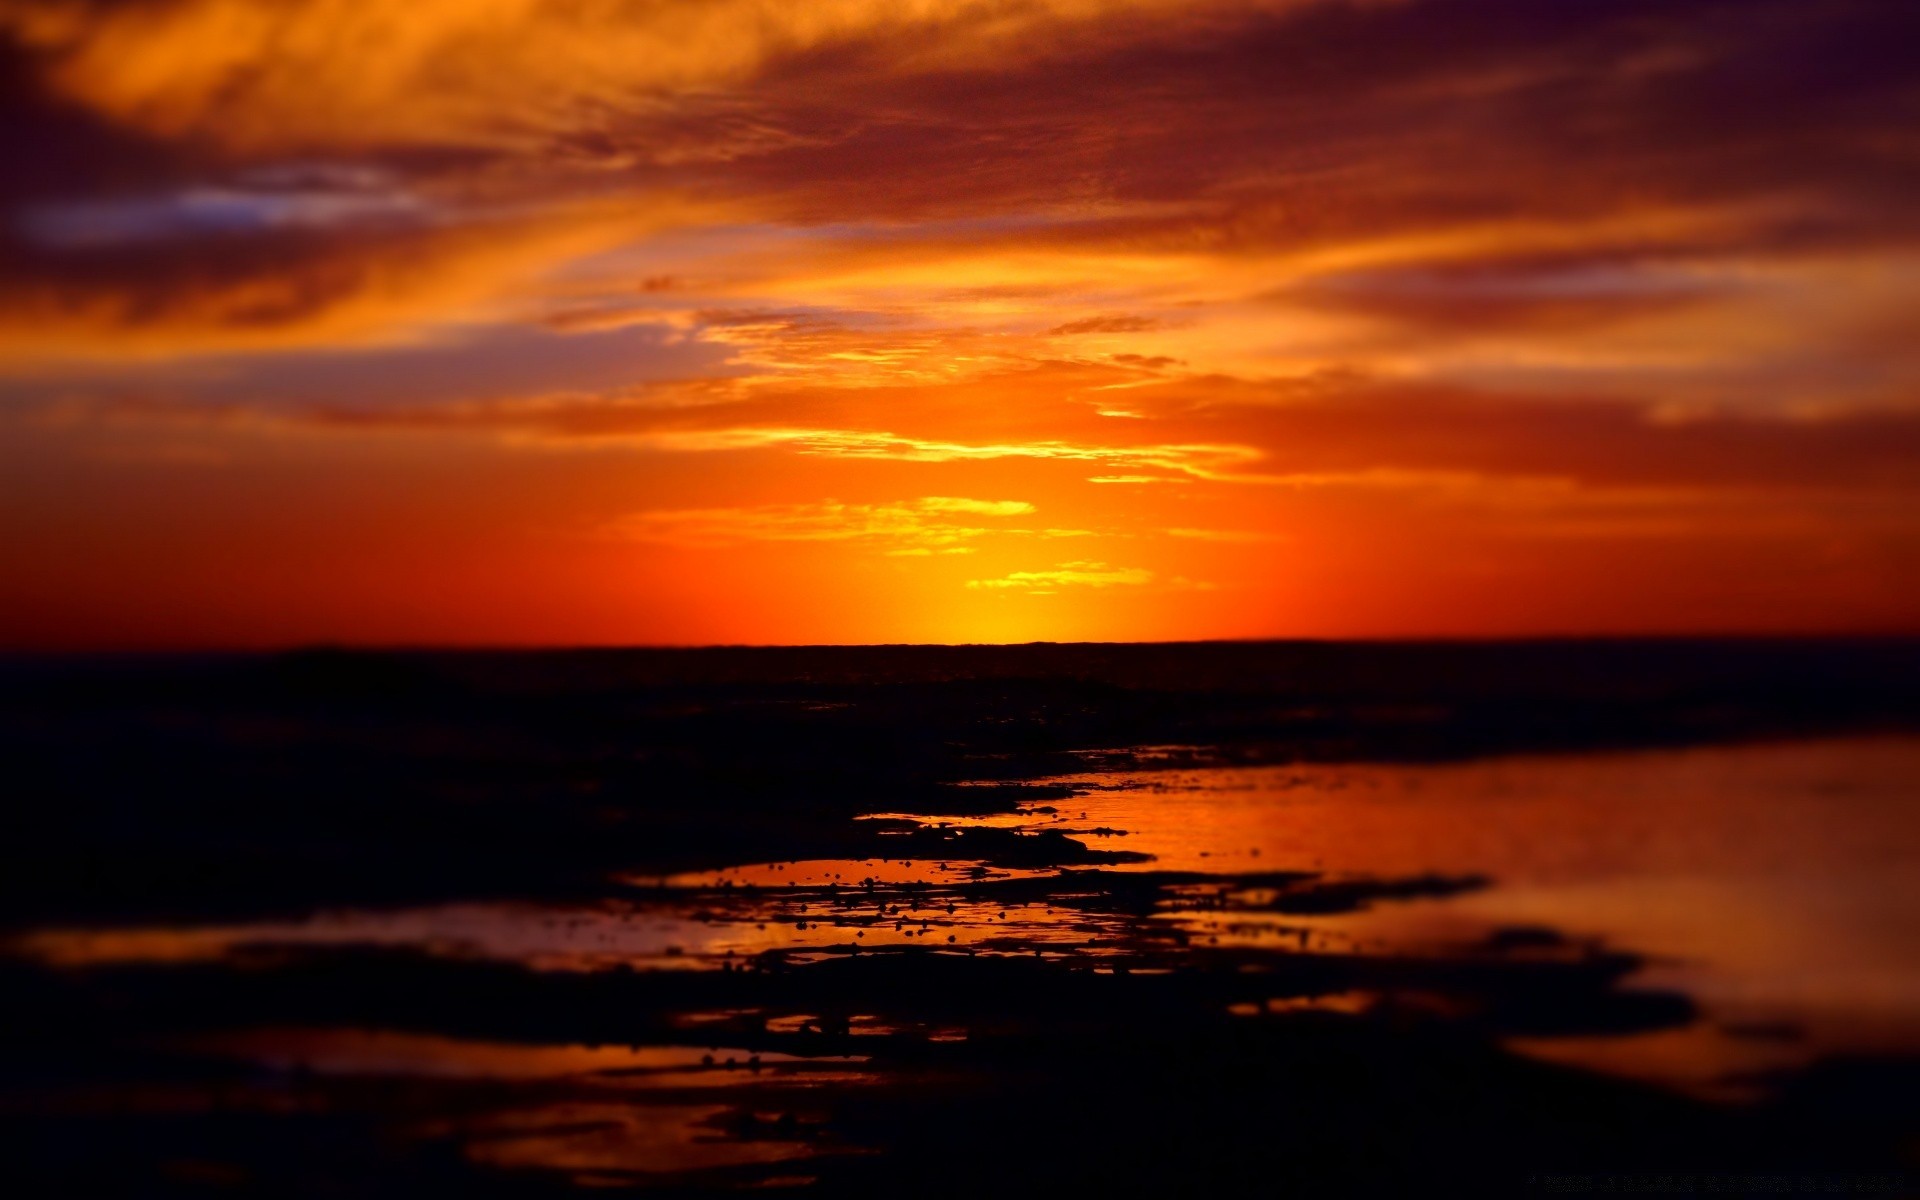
7,734,1917,1184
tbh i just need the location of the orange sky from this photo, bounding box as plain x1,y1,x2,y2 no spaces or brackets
2,0,1917,646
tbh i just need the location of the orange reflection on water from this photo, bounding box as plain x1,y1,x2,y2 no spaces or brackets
177,1028,869,1184
13,736,1917,1100
453,1100,827,1185
1027,735,1920,1091
9,902,737,970
186,1028,866,1081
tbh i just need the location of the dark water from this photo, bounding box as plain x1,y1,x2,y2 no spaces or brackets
2,641,1917,1196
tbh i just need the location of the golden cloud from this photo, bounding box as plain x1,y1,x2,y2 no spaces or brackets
1,0,1333,152
607,496,1037,553
966,561,1155,591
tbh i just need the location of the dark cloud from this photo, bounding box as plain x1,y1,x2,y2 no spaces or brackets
1196,377,1920,493
1274,256,1730,334
5,0,1918,352
689,0,1920,241
0,35,187,208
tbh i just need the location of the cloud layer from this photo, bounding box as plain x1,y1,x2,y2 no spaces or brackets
3,0,1918,643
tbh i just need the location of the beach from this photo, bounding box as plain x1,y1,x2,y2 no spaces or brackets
3,641,1915,1195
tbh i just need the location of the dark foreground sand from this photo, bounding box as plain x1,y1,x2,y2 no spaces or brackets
2,640,1916,1196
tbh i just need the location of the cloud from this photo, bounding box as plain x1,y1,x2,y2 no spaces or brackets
34,362,1920,498
966,561,1154,591
740,429,1268,481
1277,255,1732,334
608,496,1035,552
2,0,1919,648
2,1,1330,154
6,0,1920,394
1049,314,1162,335
916,496,1035,516
0,199,704,358
1165,527,1286,543
17,181,428,249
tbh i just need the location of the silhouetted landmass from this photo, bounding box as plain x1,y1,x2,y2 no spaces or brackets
1,640,1915,1195
4,638,1916,923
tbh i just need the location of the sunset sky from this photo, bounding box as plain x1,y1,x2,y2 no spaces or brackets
2,0,1917,646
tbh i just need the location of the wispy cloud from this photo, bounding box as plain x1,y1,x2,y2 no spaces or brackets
966,561,1155,592
608,496,1035,553
915,496,1035,516
688,429,1272,482
1049,315,1163,335
1164,527,1287,543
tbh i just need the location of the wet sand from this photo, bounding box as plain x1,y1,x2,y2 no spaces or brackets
2,641,1916,1195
